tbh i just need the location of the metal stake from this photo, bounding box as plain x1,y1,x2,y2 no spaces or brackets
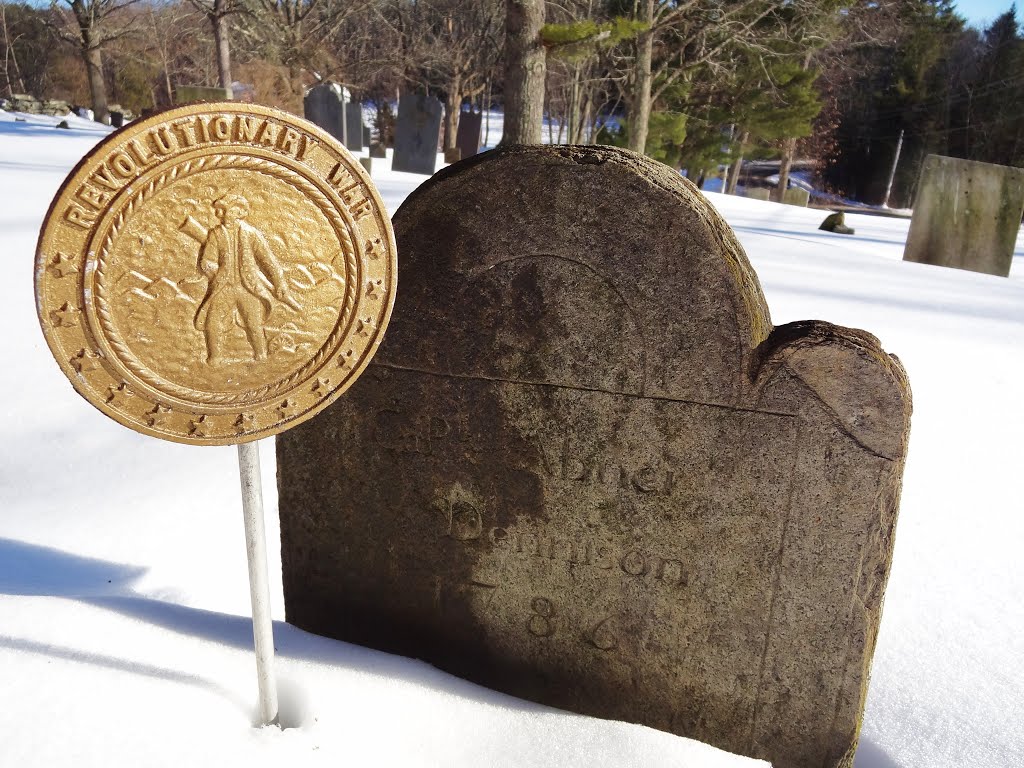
237,439,279,726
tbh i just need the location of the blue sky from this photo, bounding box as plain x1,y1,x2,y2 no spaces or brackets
953,0,1020,29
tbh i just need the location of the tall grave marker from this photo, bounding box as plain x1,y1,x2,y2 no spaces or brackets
304,82,345,146
392,89,442,175
346,100,365,152
277,146,912,768
455,110,483,158
904,154,1024,277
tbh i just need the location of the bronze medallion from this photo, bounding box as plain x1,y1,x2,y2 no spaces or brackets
35,103,397,445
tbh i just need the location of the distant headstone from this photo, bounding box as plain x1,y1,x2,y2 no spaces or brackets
369,143,387,159
278,146,912,768
304,83,345,145
359,157,372,174
783,187,809,207
344,100,364,152
175,85,232,103
392,90,442,175
903,154,1024,277
820,211,855,235
456,111,483,159
745,188,770,201
363,125,371,146
444,147,462,164
109,111,124,128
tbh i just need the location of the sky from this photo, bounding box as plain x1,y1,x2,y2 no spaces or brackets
954,0,1020,29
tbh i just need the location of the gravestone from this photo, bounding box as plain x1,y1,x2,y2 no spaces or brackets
109,110,124,128
345,100,364,152
392,90,442,175
745,188,771,201
456,110,483,159
359,157,372,174
175,85,232,103
369,143,387,159
278,146,912,768
903,154,1024,277
363,125,372,146
304,82,345,145
444,147,462,164
783,187,809,207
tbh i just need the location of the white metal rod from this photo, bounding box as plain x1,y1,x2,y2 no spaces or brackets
237,439,279,726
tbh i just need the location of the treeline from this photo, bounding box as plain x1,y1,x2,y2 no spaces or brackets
0,0,1021,205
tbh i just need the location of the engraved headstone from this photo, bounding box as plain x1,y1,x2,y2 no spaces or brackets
456,110,483,159
176,85,232,103
278,146,912,768
345,99,364,152
903,154,1024,277
392,89,442,175
304,82,345,146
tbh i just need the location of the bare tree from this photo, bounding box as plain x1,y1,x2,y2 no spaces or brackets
50,0,141,122
502,0,545,144
1,3,27,96
185,0,243,90
247,0,374,96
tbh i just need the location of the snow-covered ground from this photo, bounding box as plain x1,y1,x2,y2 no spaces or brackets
2,109,1023,767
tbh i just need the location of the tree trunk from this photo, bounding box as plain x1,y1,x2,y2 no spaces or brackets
83,43,109,124
443,79,461,151
501,0,545,145
726,131,749,195
483,78,491,147
773,136,796,203
212,0,232,93
627,0,655,154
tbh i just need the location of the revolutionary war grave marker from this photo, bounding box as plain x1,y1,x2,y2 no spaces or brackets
278,145,912,768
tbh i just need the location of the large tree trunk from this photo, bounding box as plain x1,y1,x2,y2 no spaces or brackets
627,0,655,154
726,131,749,195
83,43,109,124
443,76,461,151
501,0,545,145
212,0,232,92
773,136,796,203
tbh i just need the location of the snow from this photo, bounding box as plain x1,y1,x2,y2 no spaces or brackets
2,112,1023,767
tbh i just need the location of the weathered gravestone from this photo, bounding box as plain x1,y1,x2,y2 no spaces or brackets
783,187,810,207
175,85,232,103
392,89,442,175
369,143,387,159
456,110,483,158
903,154,1024,277
304,82,345,145
346,100,365,152
363,124,371,147
746,187,771,201
278,145,912,768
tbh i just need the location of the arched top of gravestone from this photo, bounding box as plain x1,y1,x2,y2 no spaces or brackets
387,144,772,406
